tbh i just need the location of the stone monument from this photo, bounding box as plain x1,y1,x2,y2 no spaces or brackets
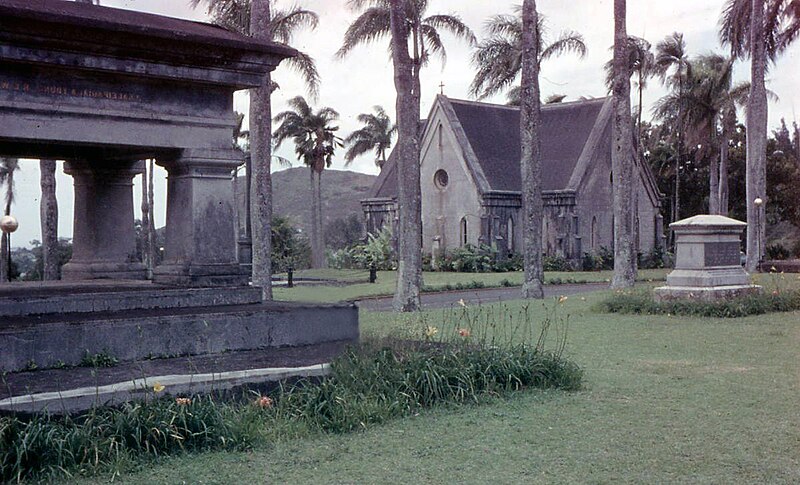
654,215,762,301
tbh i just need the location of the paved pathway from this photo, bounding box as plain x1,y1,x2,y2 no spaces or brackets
356,282,608,312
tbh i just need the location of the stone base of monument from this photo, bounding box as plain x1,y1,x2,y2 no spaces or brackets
0,281,358,374
653,284,762,302
654,214,762,303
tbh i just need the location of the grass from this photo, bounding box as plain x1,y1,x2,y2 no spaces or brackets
77,277,800,484
274,268,669,303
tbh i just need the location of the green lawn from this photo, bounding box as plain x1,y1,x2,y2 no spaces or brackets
274,268,669,303
85,277,800,484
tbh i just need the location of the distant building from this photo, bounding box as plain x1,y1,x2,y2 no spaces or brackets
361,95,664,266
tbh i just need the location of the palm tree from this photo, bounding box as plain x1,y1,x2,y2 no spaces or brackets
519,0,544,299
339,0,475,312
190,0,320,97
40,160,59,281
338,0,476,84
273,96,342,268
385,0,423,312
611,0,636,289
0,158,19,282
344,106,397,169
469,8,587,101
719,0,799,271
248,0,274,299
653,32,690,229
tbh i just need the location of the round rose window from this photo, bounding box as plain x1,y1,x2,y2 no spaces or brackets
434,169,449,189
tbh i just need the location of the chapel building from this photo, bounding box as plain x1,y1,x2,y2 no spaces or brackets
361,95,665,267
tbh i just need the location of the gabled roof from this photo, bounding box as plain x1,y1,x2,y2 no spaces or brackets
370,95,611,198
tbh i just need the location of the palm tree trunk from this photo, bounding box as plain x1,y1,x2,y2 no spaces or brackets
1,173,13,282
39,159,59,280
148,159,156,267
520,0,544,299
390,0,422,312
310,167,325,268
141,162,152,278
250,0,274,300
719,107,732,216
0,234,7,283
611,0,636,289
709,129,720,215
746,0,768,272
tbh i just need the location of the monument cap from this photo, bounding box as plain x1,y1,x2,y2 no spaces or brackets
669,214,747,230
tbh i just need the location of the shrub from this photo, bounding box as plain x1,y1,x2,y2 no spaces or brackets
766,243,792,261
350,226,395,270
598,289,800,318
582,246,614,271
543,255,572,272
638,245,668,270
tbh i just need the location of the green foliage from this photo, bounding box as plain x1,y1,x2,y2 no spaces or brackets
638,246,668,269
766,243,792,260
79,350,119,369
543,255,572,272
20,238,73,281
0,396,249,482
598,289,800,318
582,246,614,271
272,216,311,272
348,226,395,270
433,245,524,273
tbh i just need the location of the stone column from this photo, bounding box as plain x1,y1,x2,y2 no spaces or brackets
153,148,247,287
62,160,146,280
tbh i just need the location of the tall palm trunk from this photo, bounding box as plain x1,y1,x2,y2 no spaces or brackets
40,159,59,280
148,159,156,267
719,104,734,216
746,0,768,272
390,0,422,312
611,0,636,289
1,173,13,283
309,166,325,268
520,0,544,299
709,128,721,214
141,162,152,278
250,0,274,299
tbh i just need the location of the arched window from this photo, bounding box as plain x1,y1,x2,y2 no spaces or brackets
506,217,514,252
591,216,598,249
460,217,468,246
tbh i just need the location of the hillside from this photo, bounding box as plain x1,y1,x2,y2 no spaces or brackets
235,167,377,236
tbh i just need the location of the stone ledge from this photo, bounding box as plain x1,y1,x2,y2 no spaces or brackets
0,364,330,414
653,285,763,303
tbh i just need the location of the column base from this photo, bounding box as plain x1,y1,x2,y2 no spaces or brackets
153,263,249,287
62,261,147,281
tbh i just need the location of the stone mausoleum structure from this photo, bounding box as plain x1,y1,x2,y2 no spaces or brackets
362,95,664,267
0,0,357,385
654,215,762,301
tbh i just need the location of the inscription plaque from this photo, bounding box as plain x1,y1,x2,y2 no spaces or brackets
704,241,740,267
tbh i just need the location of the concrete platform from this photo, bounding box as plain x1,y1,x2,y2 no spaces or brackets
0,343,347,414
0,281,359,373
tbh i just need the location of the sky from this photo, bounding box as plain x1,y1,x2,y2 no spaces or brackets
9,0,800,248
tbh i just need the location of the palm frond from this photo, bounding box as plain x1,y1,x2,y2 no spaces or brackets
270,6,319,44
283,50,320,99
424,14,477,46
336,6,392,58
